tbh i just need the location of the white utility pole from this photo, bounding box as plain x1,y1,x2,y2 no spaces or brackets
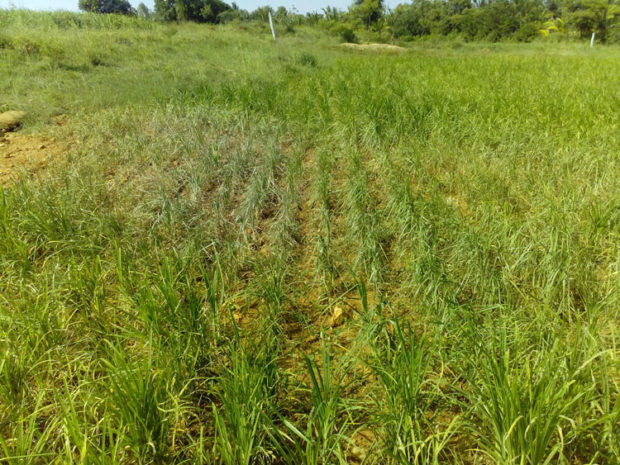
590,32,596,47
268,12,276,41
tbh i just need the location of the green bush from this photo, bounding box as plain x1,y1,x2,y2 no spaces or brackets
297,52,318,67
332,23,358,43
0,33,12,49
514,22,541,42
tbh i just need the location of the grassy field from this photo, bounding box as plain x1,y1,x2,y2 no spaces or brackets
1,9,619,464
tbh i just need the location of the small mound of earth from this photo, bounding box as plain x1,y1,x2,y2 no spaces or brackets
341,43,405,54
0,132,69,185
0,111,27,133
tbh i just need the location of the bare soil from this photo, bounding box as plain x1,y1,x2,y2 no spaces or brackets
0,131,69,185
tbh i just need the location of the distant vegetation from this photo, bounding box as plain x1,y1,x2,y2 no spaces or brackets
78,0,135,15
74,0,620,43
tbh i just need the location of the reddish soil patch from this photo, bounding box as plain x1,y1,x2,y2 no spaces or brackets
0,132,69,185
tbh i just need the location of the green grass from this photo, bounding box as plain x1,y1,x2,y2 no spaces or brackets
1,8,619,464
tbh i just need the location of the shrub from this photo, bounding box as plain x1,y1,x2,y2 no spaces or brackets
514,22,541,42
332,24,358,43
297,52,317,67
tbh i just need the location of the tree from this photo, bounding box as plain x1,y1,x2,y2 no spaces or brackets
154,0,232,23
391,3,428,37
323,6,345,22
567,0,618,40
217,2,249,22
447,0,544,41
351,0,385,29
137,2,152,18
390,0,451,38
78,0,135,14
249,6,274,22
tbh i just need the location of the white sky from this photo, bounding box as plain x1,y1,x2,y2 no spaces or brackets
0,0,401,14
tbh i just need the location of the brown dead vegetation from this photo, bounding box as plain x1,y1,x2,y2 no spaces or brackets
341,43,406,54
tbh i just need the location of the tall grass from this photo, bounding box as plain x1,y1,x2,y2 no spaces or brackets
369,319,457,464
0,9,618,464
468,329,589,464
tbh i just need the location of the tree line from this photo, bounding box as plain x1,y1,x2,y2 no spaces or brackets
78,0,618,43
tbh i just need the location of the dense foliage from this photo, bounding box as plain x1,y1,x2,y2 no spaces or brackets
74,0,620,43
78,0,135,15
386,0,618,41
153,0,231,23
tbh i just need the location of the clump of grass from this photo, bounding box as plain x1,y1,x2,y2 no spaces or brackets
0,394,56,463
369,319,458,464
104,343,180,462
345,150,386,286
467,327,598,465
269,340,353,465
211,334,281,465
297,52,318,67
312,148,338,289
